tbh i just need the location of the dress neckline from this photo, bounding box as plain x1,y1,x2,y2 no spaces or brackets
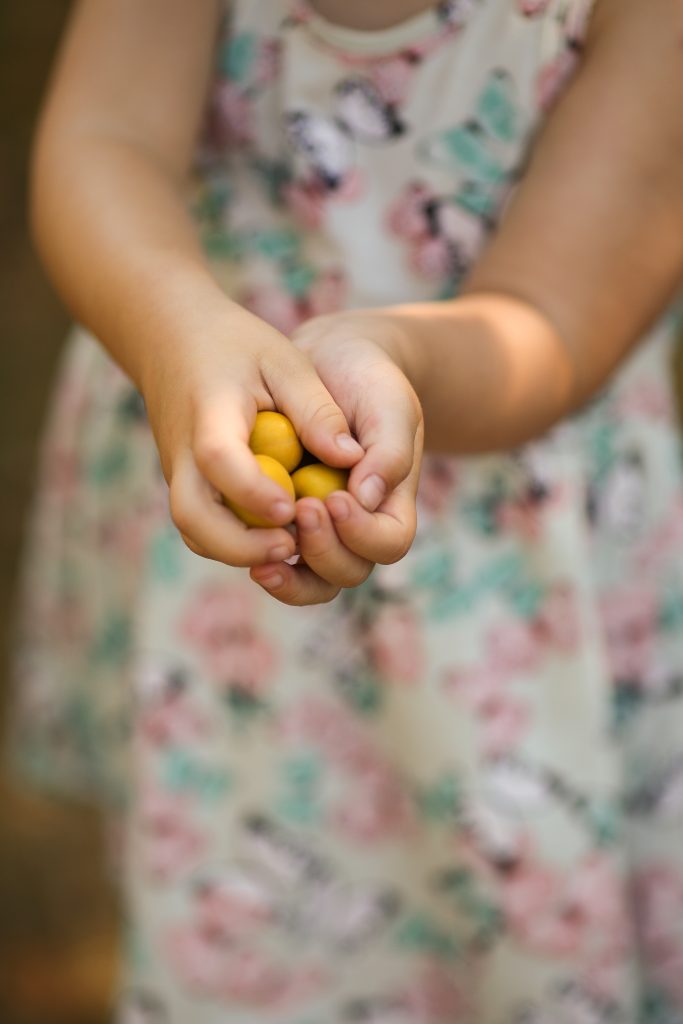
289,1,479,60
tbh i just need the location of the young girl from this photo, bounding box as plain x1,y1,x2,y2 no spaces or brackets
13,0,683,1020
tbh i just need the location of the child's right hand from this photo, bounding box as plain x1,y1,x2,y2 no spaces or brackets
140,303,364,570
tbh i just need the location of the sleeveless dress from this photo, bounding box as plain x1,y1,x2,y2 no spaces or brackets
11,1,683,1021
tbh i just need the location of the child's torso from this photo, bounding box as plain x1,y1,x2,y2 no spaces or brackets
193,0,593,333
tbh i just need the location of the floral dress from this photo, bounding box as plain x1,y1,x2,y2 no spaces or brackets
11,1,683,1021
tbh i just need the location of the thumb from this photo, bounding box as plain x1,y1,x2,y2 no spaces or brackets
266,349,364,467
347,367,423,512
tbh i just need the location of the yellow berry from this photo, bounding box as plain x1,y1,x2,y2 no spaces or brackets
249,411,303,473
291,463,349,501
226,453,295,528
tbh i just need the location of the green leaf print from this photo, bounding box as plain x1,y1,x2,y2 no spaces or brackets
478,70,519,143
277,754,323,826
335,671,383,715
585,800,621,847
149,527,183,583
88,443,130,486
435,869,503,949
282,264,316,298
640,987,683,1024
612,684,644,732
419,123,505,184
253,228,301,262
221,32,257,83
90,613,131,667
659,589,683,631
394,912,459,959
411,549,456,590
418,774,463,823
225,685,269,722
164,750,232,802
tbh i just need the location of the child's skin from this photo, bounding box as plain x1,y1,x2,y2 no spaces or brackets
32,0,683,607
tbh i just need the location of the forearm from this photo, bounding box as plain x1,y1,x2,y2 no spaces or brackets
30,133,237,394
382,294,582,455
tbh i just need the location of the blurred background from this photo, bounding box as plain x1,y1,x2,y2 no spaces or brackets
0,3,119,1022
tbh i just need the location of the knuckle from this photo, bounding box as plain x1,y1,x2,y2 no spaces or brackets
304,396,344,431
193,431,226,475
383,444,414,484
169,487,193,536
340,564,374,589
382,533,413,565
181,535,204,558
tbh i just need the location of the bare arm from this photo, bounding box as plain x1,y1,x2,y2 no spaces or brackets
384,0,683,452
31,0,226,394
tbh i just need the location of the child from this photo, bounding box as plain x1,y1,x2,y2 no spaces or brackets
13,0,683,1019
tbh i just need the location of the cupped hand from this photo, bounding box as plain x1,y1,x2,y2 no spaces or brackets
250,310,424,605
141,302,364,570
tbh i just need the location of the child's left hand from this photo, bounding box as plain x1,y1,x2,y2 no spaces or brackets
250,311,424,606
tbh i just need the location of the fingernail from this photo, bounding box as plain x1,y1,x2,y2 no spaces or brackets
257,572,284,589
298,506,320,531
336,433,363,455
271,499,294,521
327,495,350,522
268,545,292,562
357,474,386,512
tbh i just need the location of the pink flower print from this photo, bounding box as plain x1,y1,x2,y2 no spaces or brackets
480,696,529,758
500,849,630,972
283,180,326,229
334,766,415,843
634,866,683,1008
487,620,540,675
617,377,676,423
502,857,583,956
279,698,380,776
433,201,485,264
600,585,658,684
244,284,303,335
371,56,417,107
139,683,208,749
417,456,458,517
496,498,544,540
387,182,435,241
306,269,347,317
253,38,281,87
517,0,551,15
194,871,273,941
180,583,276,694
139,790,207,882
444,665,530,757
211,81,254,146
168,927,328,1010
404,962,469,1022
533,584,580,653
334,165,364,201
166,925,230,996
564,0,594,44
537,50,580,112
44,446,80,503
367,604,424,685
219,951,327,1009
412,236,454,279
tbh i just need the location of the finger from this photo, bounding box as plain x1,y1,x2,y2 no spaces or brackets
325,486,417,565
170,451,297,567
192,390,295,527
250,560,341,606
264,349,364,469
295,498,374,588
348,366,423,512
